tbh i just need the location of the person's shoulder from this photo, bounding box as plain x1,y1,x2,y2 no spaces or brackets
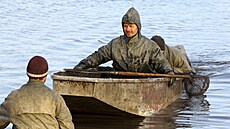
117,35,127,40
174,45,185,50
169,45,185,52
42,84,58,94
167,45,180,52
142,35,157,44
5,89,19,98
114,36,122,41
141,35,159,46
141,35,151,41
42,85,64,100
5,83,27,98
109,35,124,43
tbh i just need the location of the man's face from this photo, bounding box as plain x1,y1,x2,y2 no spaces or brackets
123,23,138,37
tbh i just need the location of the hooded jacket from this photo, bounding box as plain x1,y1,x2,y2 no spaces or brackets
122,7,141,38
75,7,173,74
164,45,196,74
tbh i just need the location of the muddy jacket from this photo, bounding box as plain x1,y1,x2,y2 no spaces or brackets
163,45,196,74
0,79,74,129
75,7,173,74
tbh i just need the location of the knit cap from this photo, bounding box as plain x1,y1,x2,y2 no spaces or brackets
27,56,48,78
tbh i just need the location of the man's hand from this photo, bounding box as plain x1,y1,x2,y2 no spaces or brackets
167,71,175,87
167,71,175,75
168,78,176,87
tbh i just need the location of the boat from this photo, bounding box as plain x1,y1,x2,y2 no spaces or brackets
51,70,183,117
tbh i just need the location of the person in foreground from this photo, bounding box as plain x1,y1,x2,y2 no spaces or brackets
0,56,74,129
73,7,174,77
151,35,196,75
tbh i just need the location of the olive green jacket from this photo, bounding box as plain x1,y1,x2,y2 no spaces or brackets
78,34,172,73
164,45,196,74
0,80,74,129
76,7,173,74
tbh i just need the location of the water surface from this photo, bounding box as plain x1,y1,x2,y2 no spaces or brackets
0,0,230,128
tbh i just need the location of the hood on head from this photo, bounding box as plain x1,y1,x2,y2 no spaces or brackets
122,7,141,37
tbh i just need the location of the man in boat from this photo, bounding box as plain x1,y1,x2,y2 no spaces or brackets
0,56,74,129
151,35,196,75
73,7,174,78
150,35,208,96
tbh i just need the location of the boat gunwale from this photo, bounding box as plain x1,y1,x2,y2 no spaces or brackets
51,73,180,83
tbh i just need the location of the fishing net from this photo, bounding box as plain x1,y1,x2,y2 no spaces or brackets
183,77,210,96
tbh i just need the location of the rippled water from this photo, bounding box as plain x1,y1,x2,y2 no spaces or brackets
1,0,230,128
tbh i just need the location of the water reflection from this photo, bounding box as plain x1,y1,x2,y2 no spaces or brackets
73,95,210,129
185,95,210,112
73,114,144,129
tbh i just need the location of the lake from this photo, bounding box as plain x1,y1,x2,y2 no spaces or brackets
0,0,230,128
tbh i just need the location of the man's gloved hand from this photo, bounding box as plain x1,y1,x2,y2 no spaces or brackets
167,71,175,75
168,78,176,87
167,71,175,87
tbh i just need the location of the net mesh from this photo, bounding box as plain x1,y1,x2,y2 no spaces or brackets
184,77,210,96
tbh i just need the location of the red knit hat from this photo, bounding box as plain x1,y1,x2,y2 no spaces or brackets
27,56,48,78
